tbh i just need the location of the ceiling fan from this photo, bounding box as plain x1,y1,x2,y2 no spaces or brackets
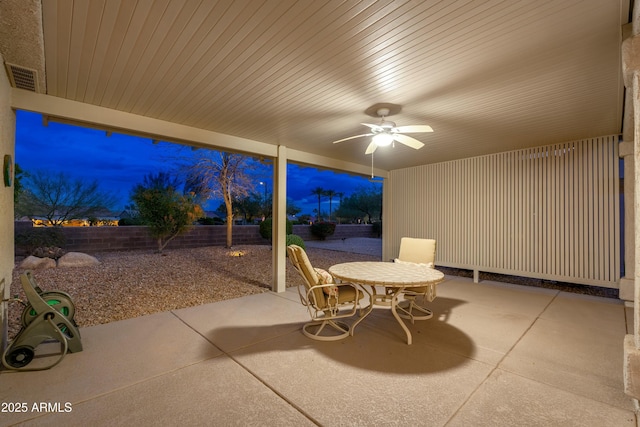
332,107,433,154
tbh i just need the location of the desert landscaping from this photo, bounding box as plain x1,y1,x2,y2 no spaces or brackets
8,245,376,339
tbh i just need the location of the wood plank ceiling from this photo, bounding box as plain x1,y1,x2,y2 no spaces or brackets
10,1,633,170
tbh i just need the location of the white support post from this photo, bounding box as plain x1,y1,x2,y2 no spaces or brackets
272,146,287,292
381,176,389,261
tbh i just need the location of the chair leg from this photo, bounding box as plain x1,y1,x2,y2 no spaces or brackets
302,319,351,341
396,296,433,323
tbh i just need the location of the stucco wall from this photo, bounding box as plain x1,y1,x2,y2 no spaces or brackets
0,52,16,350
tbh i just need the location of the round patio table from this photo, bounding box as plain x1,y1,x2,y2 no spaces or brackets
329,261,444,345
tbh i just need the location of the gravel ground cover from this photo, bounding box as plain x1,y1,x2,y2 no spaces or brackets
8,245,377,339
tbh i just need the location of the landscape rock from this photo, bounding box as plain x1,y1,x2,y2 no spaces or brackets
57,252,101,268
19,255,57,269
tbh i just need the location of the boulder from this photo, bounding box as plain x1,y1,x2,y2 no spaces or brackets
57,252,100,268
19,255,56,269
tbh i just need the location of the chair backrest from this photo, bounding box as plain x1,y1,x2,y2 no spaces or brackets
398,237,436,266
287,244,327,307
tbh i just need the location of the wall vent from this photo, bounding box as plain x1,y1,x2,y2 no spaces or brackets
5,63,39,92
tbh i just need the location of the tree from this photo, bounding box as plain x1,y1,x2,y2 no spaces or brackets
13,163,25,206
183,151,254,248
286,197,301,217
15,169,117,226
310,187,325,221
234,192,263,223
131,172,202,253
335,184,382,223
259,190,272,219
324,189,336,221
335,192,344,223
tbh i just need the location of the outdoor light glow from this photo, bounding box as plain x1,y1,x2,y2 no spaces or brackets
372,132,394,146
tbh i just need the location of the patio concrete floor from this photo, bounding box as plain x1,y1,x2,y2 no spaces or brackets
0,269,635,426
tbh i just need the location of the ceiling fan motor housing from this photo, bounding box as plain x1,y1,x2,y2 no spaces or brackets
375,108,396,132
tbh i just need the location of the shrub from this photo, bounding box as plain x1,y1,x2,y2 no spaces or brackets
371,221,382,237
259,218,271,239
286,234,305,250
197,217,224,225
259,218,293,240
310,221,336,240
131,172,201,253
118,217,145,226
15,227,66,255
32,246,65,260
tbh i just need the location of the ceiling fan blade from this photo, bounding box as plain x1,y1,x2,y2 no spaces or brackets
361,123,384,131
394,125,433,133
332,133,373,144
393,134,425,150
365,141,378,154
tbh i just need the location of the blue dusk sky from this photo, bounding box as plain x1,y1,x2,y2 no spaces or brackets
15,111,379,216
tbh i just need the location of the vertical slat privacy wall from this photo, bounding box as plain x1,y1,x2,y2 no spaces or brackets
386,136,620,288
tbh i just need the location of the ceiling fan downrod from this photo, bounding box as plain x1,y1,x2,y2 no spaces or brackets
371,150,374,178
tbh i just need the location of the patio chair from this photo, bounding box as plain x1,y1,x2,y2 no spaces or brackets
287,244,365,341
387,237,438,323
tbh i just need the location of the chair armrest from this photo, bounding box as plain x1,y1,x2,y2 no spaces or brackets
306,282,361,318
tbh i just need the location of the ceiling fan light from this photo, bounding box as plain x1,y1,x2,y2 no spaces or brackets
372,132,393,146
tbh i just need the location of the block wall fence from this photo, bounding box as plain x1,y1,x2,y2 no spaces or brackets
14,222,377,253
